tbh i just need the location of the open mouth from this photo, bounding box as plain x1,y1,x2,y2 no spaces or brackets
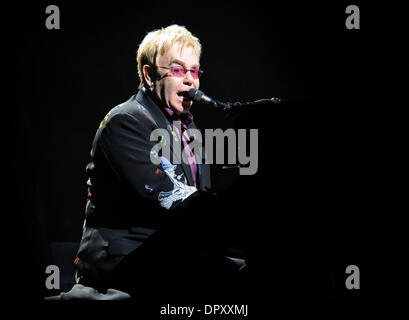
177,91,189,98
177,91,190,103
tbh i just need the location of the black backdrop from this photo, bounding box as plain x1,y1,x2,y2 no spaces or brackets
5,1,407,302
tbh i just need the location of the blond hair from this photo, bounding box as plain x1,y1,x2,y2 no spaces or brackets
136,24,202,88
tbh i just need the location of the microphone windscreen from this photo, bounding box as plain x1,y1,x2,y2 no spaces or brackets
187,88,204,102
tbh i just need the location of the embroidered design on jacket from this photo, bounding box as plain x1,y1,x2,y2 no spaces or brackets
157,156,197,209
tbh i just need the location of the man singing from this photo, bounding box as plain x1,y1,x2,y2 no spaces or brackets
74,25,239,299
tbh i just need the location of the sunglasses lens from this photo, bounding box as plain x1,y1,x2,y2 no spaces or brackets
170,67,185,77
190,68,200,79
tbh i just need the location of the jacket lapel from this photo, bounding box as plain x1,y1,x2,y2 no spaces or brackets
135,90,195,187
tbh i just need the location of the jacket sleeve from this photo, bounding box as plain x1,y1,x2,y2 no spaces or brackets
97,112,197,210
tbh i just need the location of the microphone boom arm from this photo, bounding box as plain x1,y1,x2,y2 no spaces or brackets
187,88,284,112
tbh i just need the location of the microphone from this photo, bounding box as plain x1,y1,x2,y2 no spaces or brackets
187,88,232,111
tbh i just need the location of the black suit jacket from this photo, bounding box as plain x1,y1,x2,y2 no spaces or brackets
75,89,212,289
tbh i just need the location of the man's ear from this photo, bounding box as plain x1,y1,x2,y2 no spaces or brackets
142,65,155,87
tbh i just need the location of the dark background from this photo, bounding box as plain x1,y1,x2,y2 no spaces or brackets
4,1,407,301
